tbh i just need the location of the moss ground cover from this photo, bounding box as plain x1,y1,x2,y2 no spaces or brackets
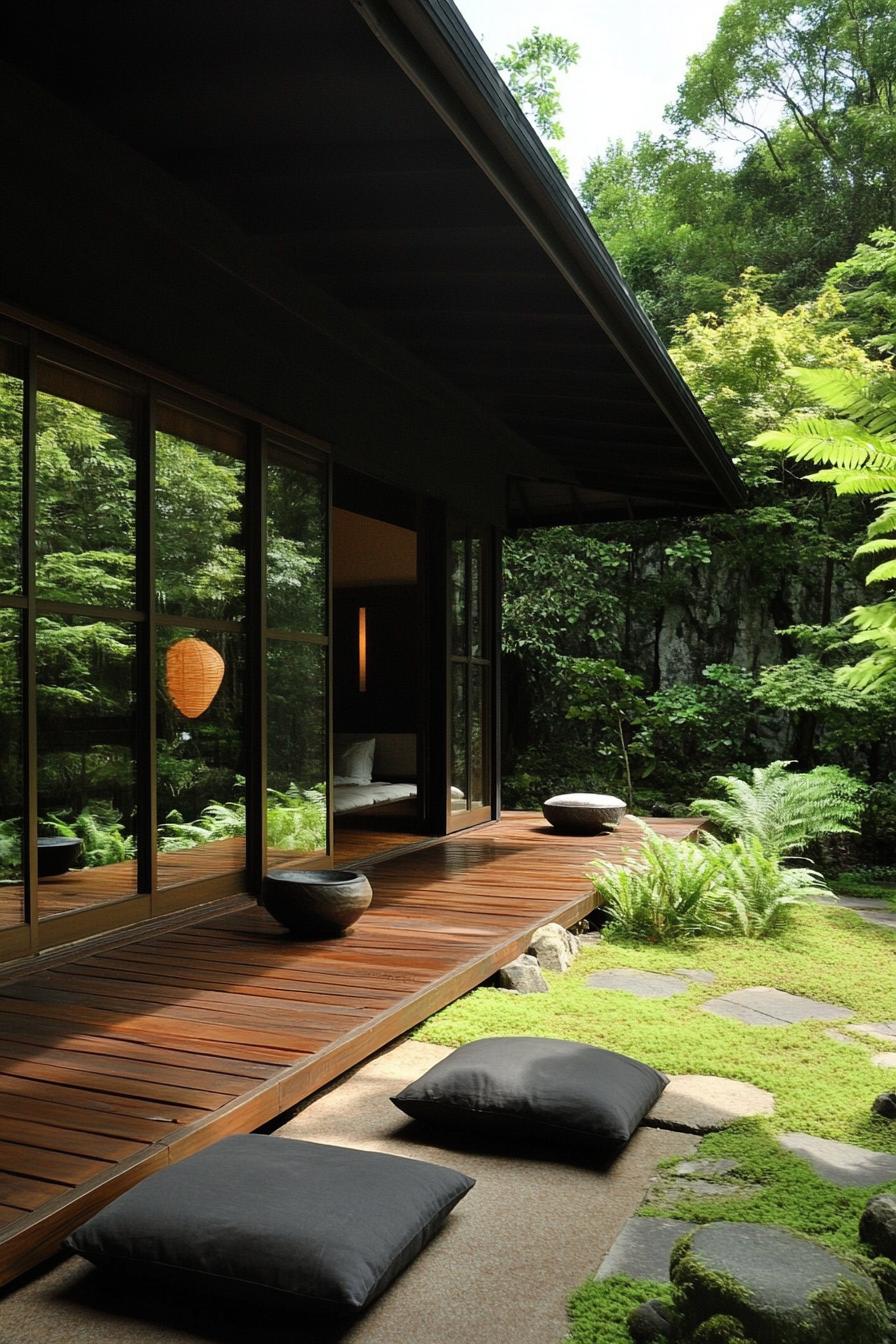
415,902,896,1340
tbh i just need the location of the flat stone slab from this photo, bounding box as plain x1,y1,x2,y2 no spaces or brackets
673,968,716,984
874,1053,896,1068
644,1075,775,1133
851,1022,896,1043
779,1132,896,1187
702,986,851,1026
596,1215,696,1282
824,1028,857,1045
586,969,689,998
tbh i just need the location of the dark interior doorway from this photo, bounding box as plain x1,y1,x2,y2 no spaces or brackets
331,473,427,864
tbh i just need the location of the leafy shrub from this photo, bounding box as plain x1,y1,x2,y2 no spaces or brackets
590,823,828,943
708,833,830,937
589,827,731,942
691,761,866,858
0,818,21,883
42,803,135,867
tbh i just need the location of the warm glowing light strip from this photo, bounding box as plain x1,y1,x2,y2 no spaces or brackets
358,606,367,692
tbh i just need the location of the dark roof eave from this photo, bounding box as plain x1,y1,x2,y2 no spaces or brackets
353,0,746,513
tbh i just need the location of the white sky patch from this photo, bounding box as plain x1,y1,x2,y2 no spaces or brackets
458,0,738,188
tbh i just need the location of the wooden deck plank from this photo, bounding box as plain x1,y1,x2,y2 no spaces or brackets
0,813,703,1285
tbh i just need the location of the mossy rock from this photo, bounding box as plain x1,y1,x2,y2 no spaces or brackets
670,1223,888,1344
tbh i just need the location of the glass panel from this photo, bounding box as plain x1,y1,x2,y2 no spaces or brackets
36,615,138,918
156,628,245,887
450,662,468,813
267,641,327,865
155,408,245,620
35,367,136,607
470,535,482,658
0,610,24,928
470,663,488,810
0,349,24,594
266,455,326,633
450,535,467,656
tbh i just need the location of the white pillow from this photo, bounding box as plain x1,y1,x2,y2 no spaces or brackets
335,736,376,784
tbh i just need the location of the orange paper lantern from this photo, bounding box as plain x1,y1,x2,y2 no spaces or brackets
165,638,225,719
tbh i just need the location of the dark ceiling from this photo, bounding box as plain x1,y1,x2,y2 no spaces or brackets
2,0,744,523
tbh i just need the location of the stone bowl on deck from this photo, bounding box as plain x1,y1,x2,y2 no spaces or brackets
262,869,372,939
542,793,627,835
37,836,83,879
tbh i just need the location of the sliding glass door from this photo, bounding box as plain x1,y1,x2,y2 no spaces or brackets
447,523,493,831
0,320,330,964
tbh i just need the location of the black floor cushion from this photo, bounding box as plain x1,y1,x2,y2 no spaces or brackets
65,1135,474,1313
391,1036,667,1151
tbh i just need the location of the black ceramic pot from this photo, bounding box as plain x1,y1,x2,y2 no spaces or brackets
37,836,82,879
261,869,373,938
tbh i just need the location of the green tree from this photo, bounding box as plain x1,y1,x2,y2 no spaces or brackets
755,364,896,690
825,227,896,353
496,28,580,174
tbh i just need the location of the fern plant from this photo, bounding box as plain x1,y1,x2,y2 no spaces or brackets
691,761,865,859
589,825,730,942
159,785,326,855
754,365,896,690
708,833,830,938
42,803,135,867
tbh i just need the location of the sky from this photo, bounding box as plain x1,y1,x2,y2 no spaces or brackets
458,0,733,187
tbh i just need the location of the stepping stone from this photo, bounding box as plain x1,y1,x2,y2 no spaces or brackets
596,1215,696,1282
873,1053,896,1068
673,968,716,984
671,1222,887,1343
673,1158,739,1177
658,1176,762,1204
585,969,688,998
644,1075,775,1133
702,986,851,1026
824,1028,857,1045
849,1022,896,1043
779,1132,896,1187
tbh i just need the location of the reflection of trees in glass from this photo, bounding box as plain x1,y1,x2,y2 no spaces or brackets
0,610,22,888
267,641,327,853
155,432,244,618
0,371,23,593
266,460,325,632
36,617,137,873
36,391,135,605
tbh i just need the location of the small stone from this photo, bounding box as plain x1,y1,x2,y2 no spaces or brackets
861,1195,896,1259
851,1023,896,1043
578,930,603,945
874,1092,896,1118
671,1222,888,1343
627,1298,675,1341
874,1055,896,1069
644,1075,775,1133
825,1028,857,1045
674,1158,739,1177
528,922,578,972
673,968,717,984
496,954,548,994
779,1132,896,1187
586,969,689,999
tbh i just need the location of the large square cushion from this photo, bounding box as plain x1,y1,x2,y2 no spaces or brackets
65,1135,474,1312
391,1037,667,1151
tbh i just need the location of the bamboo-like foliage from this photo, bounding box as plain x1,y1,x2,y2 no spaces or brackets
754,366,896,689
690,760,865,858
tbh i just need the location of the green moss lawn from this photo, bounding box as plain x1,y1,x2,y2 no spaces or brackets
415,902,896,1342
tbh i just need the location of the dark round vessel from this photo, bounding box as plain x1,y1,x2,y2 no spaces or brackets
261,869,372,939
542,792,627,835
37,836,82,879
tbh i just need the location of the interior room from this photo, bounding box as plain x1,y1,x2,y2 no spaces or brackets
331,487,426,864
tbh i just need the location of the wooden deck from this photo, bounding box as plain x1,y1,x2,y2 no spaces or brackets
0,812,701,1287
